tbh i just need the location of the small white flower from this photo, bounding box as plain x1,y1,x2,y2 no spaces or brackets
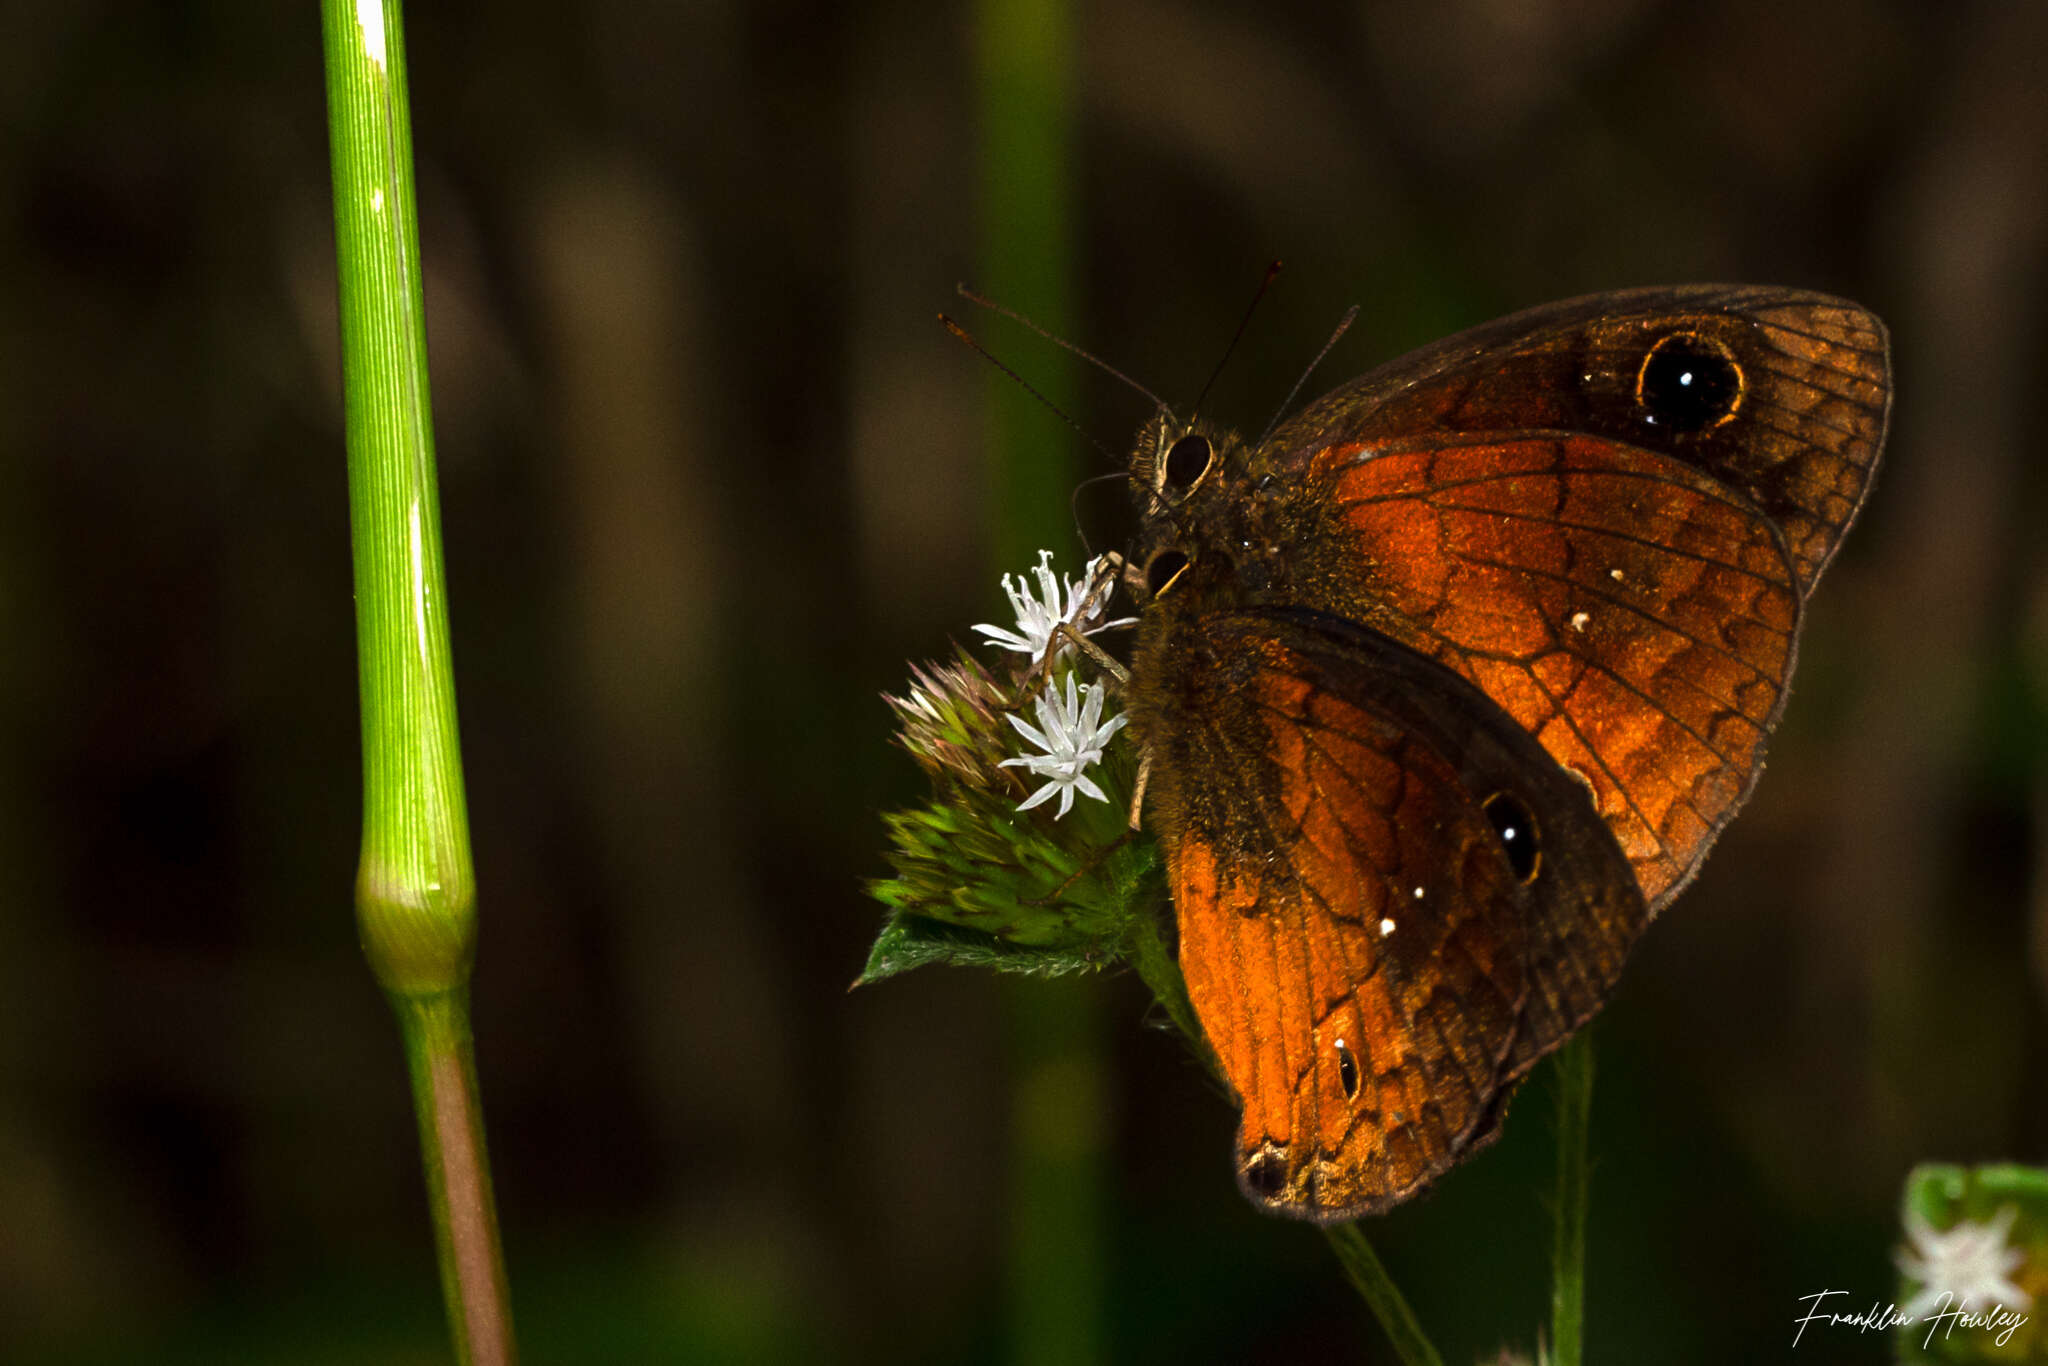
973,550,1137,662
1896,1204,2033,1319
999,674,1128,818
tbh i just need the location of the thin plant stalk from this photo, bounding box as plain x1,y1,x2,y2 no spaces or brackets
1121,908,1204,1063
1004,979,1107,1366
976,1,1104,1362
1324,1223,1449,1366
976,0,1083,574
1131,911,1445,1366
320,1,514,1361
970,4,1450,1358
1550,1032,1595,1366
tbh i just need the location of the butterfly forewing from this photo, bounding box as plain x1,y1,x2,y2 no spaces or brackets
1304,432,1799,906
1269,285,1889,597
1252,288,1890,908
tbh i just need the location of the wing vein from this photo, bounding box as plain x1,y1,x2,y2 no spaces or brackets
1446,550,1790,687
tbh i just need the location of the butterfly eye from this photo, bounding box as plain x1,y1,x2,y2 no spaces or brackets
1160,434,1214,492
1144,548,1190,599
1481,791,1541,882
1635,332,1742,433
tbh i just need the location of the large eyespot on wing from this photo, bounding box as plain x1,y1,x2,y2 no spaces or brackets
1268,285,1890,598
1310,431,1802,910
1134,607,1646,1222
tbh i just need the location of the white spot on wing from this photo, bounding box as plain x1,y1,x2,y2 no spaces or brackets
1570,611,1590,632
1379,918,1396,937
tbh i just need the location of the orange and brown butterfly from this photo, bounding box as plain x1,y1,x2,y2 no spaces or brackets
1116,285,1891,1221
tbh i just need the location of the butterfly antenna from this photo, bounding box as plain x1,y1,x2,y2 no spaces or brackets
939,314,1121,464
1067,469,1145,555
1191,259,1284,417
956,284,1172,417
1255,304,1359,448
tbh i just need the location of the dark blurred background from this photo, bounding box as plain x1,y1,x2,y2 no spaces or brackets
4,1,2045,1361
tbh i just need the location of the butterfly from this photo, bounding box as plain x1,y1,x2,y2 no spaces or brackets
1115,285,1891,1221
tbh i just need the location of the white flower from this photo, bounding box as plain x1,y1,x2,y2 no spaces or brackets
999,674,1128,818
973,550,1137,662
1896,1205,2033,1318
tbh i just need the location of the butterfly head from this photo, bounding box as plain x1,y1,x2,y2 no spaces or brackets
1128,413,1286,611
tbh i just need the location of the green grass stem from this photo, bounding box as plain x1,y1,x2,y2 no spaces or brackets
321,1,513,1360
1121,906,1205,1063
975,2,1103,1362
977,0,1082,572
1323,1223,1449,1366
1549,1032,1595,1366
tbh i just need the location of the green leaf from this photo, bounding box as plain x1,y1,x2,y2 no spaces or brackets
855,913,1121,985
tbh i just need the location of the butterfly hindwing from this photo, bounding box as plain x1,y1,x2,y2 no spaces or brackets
1132,605,1646,1220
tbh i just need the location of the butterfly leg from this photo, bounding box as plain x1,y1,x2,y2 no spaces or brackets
1007,617,1132,719
1009,630,1105,720
1078,550,1128,622
1128,750,1151,831
1044,621,1131,688
1008,553,1134,706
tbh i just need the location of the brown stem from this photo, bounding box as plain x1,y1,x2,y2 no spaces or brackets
399,990,517,1366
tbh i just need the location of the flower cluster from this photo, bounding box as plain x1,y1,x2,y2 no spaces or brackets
885,548,1133,819
865,549,1153,985
966,549,1134,821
